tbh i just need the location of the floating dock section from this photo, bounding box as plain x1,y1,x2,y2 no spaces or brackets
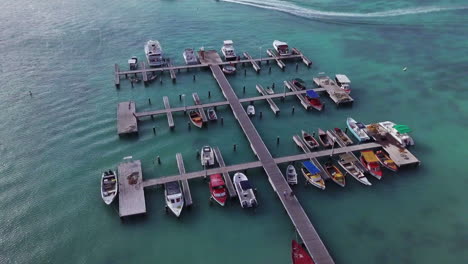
267,49,286,70
243,52,261,73
117,101,138,135
292,48,312,67
255,84,280,114
163,96,175,129
213,147,237,198
284,81,311,110
176,153,193,207
118,160,146,217
313,76,353,105
114,64,120,87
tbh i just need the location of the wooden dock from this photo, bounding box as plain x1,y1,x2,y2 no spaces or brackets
243,52,261,73
192,93,208,122
141,62,148,83
284,80,311,110
267,49,286,70
328,129,368,172
118,160,146,217
213,147,237,198
255,84,280,114
176,153,192,207
313,76,353,105
114,64,120,87
292,48,312,67
167,61,176,81
292,135,330,180
163,96,175,129
117,101,138,135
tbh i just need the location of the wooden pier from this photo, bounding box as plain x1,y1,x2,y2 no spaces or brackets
328,129,368,172
117,101,138,135
313,76,353,105
114,64,120,87
292,135,330,180
167,61,176,81
267,49,286,70
213,147,237,198
163,96,175,129
255,84,280,114
176,153,192,207
118,160,146,217
292,48,312,67
284,81,311,110
192,93,208,123
243,52,261,73
141,62,148,83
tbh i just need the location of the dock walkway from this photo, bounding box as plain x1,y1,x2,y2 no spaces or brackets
256,84,280,114
243,52,261,73
213,147,237,198
284,81,311,110
163,96,175,129
176,153,192,207
117,101,138,135
118,160,146,217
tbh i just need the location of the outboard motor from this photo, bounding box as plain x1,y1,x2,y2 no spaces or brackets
241,201,248,208
251,199,258,208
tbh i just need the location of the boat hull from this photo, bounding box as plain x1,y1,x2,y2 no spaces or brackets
292,240,315,264
301,168,325,190
101,171,118,205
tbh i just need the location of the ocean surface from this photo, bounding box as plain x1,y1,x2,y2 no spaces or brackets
0,0,467,263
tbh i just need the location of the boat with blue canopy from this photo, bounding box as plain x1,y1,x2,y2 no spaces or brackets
301,161,325,190
305,90,324,111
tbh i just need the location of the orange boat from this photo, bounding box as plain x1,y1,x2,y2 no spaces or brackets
189,110,203,128
375,150,398,172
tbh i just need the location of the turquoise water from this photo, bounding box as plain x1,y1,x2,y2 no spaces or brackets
0,0,467,263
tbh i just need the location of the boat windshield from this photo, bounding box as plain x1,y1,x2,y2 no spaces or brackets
213,185,224,190
240,180,252,191
149,54,162,63
203,147,211,153
278,45,289,54
166,181,181,195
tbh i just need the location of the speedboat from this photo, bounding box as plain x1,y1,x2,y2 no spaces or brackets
128,56,138,70
285,165,298,185
346,117,371,142
209,174,227,206
301,161,325,190
334,128,353,145
221,40,237,61
246,105,255,116
183,48,199,65
206,107,218,121
301,130,319,150
338,153,371,186
201,146,215,167
305,90,324,111
189,110,203,128
101,170,118,205
292,78,307,90
144,40,165,67
292,240,315,264
233,172,258,208
273,40,290,56
360,150,383,180
378,121,414,147
164,181,184,217
335,74,351,94
375,150,398,172
222,65,236,74
317,128,333,148
265,87,274,95
323,161,345,187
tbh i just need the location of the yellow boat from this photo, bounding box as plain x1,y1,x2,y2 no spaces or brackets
301,161,325,190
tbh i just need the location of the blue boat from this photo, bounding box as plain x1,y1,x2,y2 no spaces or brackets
301,161,325,190
346,117,370,142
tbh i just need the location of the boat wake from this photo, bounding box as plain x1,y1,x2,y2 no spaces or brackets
220,0,468,20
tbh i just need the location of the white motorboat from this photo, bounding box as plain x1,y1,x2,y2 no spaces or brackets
206,107,218,121
338,153,371,186
144,40,164,67
201,146,215,167
101,170,118,205
286,165,298,185
246,105,255,116
346,117,371,142
233,172,258,208
222,65,236,74
183,48,198,65
273,40,290,56
164,181,184,217
221,40,237,61
335,74,351,94
378,121,414,147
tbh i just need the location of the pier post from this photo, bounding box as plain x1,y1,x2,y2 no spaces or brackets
160,78,163,84
260,111,263,119
148,98,151,105
295,63,299,72
244,69,247,76
153,127,156,135
178,69,180,73
243,86,246,94
179,94,182,101
196,150,200,159
277,136,280,145
266,60,269,65
272,83,275,89
193,74,196,81
157,156,161,164
233,144,237,151
292,106,295,115
269,67,272,74
312,131,315,137
151,115,154,120
188,122,191,130
125,74,128,79
208,91,211,98
221,117,224,125
131,81,134,88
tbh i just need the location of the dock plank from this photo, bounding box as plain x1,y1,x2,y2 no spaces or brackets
213,147,237,198
292,48,312,67
256,84,280,114
176,153,192,207
284,81,311,110
117,101,138,135
243,52,261,72
267,49,286,69
163,96,174,128
141,62,148,83
313,76,353,105
114,64,120,87
118,160,146,217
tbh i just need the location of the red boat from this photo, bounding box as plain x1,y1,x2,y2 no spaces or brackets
305,90,324,111
360,150,383,180
209,174,227,206
292,240,315,264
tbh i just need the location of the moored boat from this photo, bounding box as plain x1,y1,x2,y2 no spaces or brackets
246,105,255,116
221,40,237,61
378,121,414,147
324,162,346,187
375,150,398,172
317,128,332,148
301,130,319,150
222,65,236,74
286,165,298,185
334,128,353,145
189,110,203,128
338,153,371,186
335,74,351,94
165,181,184,217
206,107,218,121
305,90,324,111
265,86,274,95
292,78,307,90
209,174,227,206
183,48,199,65
101,170,118,205
301,161,325,190
273,40,290,56
346,117,371,142
233,172,258,208
292,240,315,264
200,146,215,167
360,150,383,179
144,40,165,67
128,56,138,70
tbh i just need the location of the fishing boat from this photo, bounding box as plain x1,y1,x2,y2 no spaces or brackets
128,56,138,70
144,40,165,67
375,150,398,172
222,65,236,74
101,170,118,205
305,90,324,111
346,117,371,142
292,78,307,90
334,128,353,145
206,107,218,121
189,110,203,128
301,161,325,190
209,174,227,206
183,48,199,65
301,130,319,150
265,87,274,95
285,165,298,185
221,40,237,61
335,74,351,94
317,128,332,148
200,146,215,167
292,240,315,264
164,181,184,217
324,161,346,187
338,153,371,186
378,121,414,146
273,40,290,56
246,105,255,116
360,150,383,180
233,172,258,208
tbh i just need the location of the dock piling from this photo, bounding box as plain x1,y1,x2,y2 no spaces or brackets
148,98,151,105
221,117,224,125
208,91,211,98
260,111,263,119
193,74,196,81
244,69,247,76
153,127,156,135
269,67,272,74
179,94,182,101
243,86,246,94
344,127,348,134
296,63,299,72
157,156,161,164
188,122,191,130
233,144,237,151
277,136,280,145
272,83,275,89
292,106,295,114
